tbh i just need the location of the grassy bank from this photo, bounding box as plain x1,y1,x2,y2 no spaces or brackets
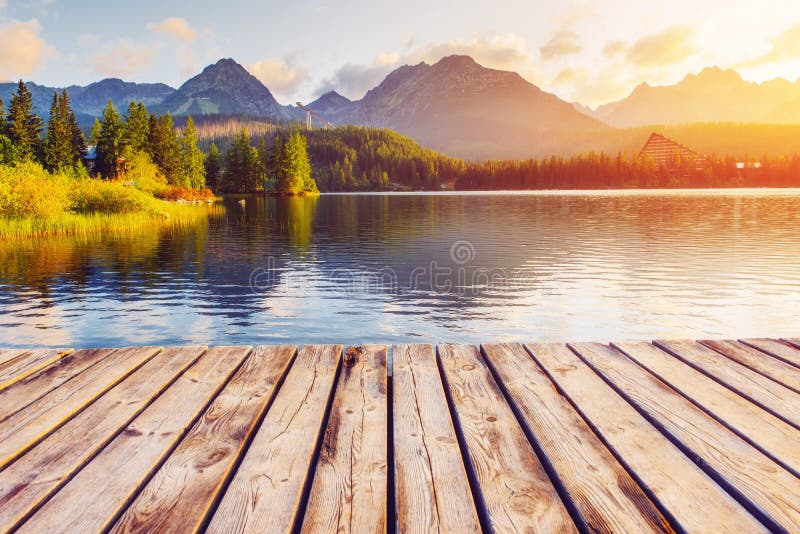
0,157,214,239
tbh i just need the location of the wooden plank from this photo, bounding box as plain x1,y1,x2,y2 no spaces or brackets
702,339,800,393
0,348,28,367
438,344,577,533
0,346,207,531
301,345,388,534
0,348,72,392
614,342,800,476
0,349,113,423
573,342,800,532
526,343,766,533
18,346,252,534
741,338,800,369
656,340,800,428
783,338,800,352
481,343,670,533
0,346,160,470
392,344,480,533
111,345,296,534
207,345,342,534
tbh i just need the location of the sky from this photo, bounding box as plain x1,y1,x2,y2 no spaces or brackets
1,0,800,108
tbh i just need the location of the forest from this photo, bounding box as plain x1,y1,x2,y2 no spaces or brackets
193,118,800,192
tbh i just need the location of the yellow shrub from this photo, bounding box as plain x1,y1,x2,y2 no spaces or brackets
0,161,71,218
70,179,152,214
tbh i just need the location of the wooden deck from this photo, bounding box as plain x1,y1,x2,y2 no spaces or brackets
0,339,798,533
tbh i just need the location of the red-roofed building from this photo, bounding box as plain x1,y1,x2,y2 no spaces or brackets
638,132,709,172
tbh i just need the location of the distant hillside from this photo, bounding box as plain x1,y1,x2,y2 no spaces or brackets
0,79,174,122
156,58,299,121
323,55,609,160
589,68,800,127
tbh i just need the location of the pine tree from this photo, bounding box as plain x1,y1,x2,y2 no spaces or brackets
180,116,205,189
124,101,150,153
268,135,286,190
69,104,87,162
0,97,6,138
223,128,259,193
277,132,316,195
154,113,183,185
45,92,68,171
204,143,221,191
44,91,83,172
96,100,125,178
7,80,44,161
88,118,101,146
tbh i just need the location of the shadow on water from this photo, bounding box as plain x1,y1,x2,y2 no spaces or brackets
2,191,800,346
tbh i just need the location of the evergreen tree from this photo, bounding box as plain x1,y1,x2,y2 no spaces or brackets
124,101,150,153
277,132,316,195
44,91,83,172
223,128,261,193
45,92,70,171
7,80,44,161
69,105,87,162
204,143,221,191
180,116,205,189
268,135,286,189
0,97,6,138
89,118,102,146
96,100,125,178
155,114,183,185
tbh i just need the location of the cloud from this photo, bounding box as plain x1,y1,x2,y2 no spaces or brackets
247,55,310,100
552,67,588,86
90,41,155,78
0,19,57,81
317,33,536,99
625,25,697,68
603,40,628,58
177,46,198,79
147,17,198,43
315,61,390,100
540,31,582,61
411,33,531,71
737,23,800,67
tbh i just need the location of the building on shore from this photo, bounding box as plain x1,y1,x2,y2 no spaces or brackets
638,132,709,173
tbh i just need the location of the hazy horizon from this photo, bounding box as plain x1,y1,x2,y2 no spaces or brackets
1,0,800,108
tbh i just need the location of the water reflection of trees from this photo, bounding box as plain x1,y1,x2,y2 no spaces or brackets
3,193,800,327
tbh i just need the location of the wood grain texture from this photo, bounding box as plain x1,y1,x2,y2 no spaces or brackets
701,339,800,393
0,348,112,423
0,349,28,367
656,340,800,428
0,348,72,392
0,346,206,532
526,343,766,533
392,344,481,534
207,344,342,534
301,345,388,534
741,338,800,369
438,344,577,533
18,346,251,534
481,343,670,533
0,346,159,469
111,345,296,534
614,342,800,476
573,342,800,532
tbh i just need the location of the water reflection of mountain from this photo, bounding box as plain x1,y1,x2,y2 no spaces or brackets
2,192,800,345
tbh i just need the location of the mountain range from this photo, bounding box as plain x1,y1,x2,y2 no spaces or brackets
587,67,800,127
3,57,800,159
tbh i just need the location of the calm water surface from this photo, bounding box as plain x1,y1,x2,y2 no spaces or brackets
2,191,800,347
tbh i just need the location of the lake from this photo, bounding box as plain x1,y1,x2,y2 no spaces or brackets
2,190,800,348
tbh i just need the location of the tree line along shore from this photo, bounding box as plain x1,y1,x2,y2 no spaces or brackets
0,81,318,239
4,79,800,239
